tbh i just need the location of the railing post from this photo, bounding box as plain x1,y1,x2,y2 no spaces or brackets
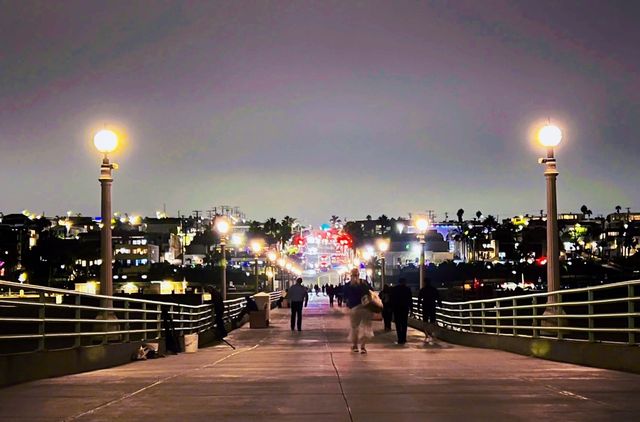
123,300,130,343
157,304,163,339
142,302,148,341
481,302,486,334
38,291,46,352
588,290,595,343
512,298,517,336
496,300,501,335
629,284,636,345
556,292,564,341
469,304,476,333
532,296,539,338
74,294,81,348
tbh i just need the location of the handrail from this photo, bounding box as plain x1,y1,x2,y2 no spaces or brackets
412,279,639,346
0,280,282,355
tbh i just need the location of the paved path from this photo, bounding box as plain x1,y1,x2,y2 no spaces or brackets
1,294,640,421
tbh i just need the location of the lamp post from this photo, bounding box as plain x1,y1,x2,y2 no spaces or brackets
94,129,118,308
415,217,429,289
250,240,263,292
267,251,277,291
376,238,390,289
538,124,563,320
215,217,231,300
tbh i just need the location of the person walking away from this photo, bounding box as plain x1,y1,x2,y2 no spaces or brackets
379,284,393,331
288,278,308,331
327,284,335,307
314,284,320,296
418,278,442,343
391,278,413,344
344,269,373,354
207,285,227,338
336,284,343,307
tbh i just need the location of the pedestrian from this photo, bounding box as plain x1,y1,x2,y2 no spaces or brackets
391,278,413,344
161,305,181,354
288,278,309,331
379,284,393,331
206,285,227,339
418,278,442,343
236,295,259,321
314,284,320,296
344,268,373,354
336,283,343,307
327,284,335,307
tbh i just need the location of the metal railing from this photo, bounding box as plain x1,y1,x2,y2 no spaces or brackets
0,280,282,355
411,279,640,345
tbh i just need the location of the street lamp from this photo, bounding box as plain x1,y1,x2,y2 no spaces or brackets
538,124,563,321
250,240,263,292
267,251,277,291
94,129,119,307
215,217,231,300
415,216,429,289
376,238,390,289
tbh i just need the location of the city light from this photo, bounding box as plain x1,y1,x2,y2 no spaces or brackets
215,217,231,235
415,217,429,233
250,240,263,255
377,238,390,253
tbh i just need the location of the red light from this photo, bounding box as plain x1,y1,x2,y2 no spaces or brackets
535,256,548,266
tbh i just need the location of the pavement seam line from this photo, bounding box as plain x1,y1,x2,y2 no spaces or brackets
62,345,259,421
322,307,355,422
329,351,354,422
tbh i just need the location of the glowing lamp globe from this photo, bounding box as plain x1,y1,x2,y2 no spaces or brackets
377,238,390,253
250,240,262,254
415,218,429,233
215,218,231,235
538,125,562,148
93,129,118,154
267,251,277,262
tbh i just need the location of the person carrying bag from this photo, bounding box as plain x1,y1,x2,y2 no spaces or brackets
344,269,375,354
361,289,383,313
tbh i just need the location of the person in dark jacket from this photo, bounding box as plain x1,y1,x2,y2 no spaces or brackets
236,295,259,321
379,284,393,331
391,278,413,344
327,284,335,307
418,278,442,343
207,285,227,338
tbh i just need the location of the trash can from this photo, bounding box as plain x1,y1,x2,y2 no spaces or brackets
184,333,198,353
250,292,271,328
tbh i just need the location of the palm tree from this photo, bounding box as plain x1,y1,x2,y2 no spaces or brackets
616,205,622,214
248,220,264,236
263,218,280,245
330,215,341,227
456,209,464,223
278,216,297,249
343,221,364,251
580,205,588,216
475,210,483,221
377,214,391,235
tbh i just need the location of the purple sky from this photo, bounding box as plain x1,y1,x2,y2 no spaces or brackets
1,0,639,224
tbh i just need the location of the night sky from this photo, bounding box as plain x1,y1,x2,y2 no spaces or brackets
1,0,638,224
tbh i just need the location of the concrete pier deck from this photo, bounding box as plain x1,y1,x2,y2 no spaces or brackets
1,294,639,421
